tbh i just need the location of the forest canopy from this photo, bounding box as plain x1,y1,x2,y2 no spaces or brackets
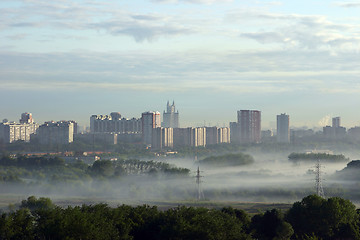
1,194,360,240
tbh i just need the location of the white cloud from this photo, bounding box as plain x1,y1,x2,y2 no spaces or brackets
227,9,360,50
1,50,360,94
337,2,360,8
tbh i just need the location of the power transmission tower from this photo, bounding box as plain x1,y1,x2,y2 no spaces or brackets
195,166,205,201
315,158,325,198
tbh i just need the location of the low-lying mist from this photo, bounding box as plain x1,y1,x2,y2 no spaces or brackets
1,150,359,209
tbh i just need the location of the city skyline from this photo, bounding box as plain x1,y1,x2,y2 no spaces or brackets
1,107,359,131
1,0,360,128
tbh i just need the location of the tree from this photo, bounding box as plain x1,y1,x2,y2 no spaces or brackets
20,196,55,212
251,209,293,240
286,195,360,239
6,208,36,240
90,160,115,177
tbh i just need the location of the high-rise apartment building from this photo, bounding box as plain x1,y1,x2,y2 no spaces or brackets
151,127,174,150
206,127,230,145
142,111,161,145
162,101,179,128
218,127,230,144
323,116,346,139
277,113,290,143
90,113,142,134
0,113,38,143
37,121,75,145
332,117,340,128
173,127,206,147
237,110,261,143
229,122,241,144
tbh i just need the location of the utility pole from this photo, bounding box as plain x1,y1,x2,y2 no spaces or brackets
315,158,325,198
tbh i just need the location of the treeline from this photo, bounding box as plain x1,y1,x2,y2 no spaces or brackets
288,152,349,162
1,194,360,239
0,156,190,183
0,156,65,168
200,153,254,167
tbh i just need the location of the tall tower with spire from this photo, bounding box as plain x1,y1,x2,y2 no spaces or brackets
162,100,179,128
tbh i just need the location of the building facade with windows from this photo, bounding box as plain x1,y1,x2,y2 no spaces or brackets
90,113,142,134
37,121,75,145
142,111,161,145
237,110,261,143
277,113,290,143
0,113,38,143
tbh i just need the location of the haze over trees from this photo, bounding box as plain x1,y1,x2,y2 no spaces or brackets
288,152,349,163
199,153,254,167
333,160,360,181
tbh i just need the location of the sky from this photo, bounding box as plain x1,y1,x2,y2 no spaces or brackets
1,0,360,129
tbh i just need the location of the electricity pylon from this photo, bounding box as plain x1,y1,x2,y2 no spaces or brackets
315,158,325,198
195,166,205,201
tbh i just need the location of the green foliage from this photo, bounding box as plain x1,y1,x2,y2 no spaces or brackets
0,155,65,168
200,153,254,167
251,209,293,240
286,194,360,239
114,159,190,176
288,153,348,163
20,196,55,211
0,200,252,240
1,195,360,239
90,160,115,177
0,156,190,189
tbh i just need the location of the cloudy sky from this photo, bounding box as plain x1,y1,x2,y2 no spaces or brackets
1,0,360,129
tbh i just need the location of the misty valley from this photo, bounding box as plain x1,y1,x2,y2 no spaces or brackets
1,142,360,208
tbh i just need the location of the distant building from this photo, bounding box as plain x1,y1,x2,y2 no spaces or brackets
218,127,230,144
206,127,230,145
323,126,346,139
0,113,38,143
261,130,274,142
237,110,261,143
348,127,360,141
229,122,241,144
323,116,346,139
68,120,78,134
90,113,142,134
74,132,118,145
152,127,174,150
117,133,142,143
37,121,75,145
20,112,34,124
162,101,179,128
332,117,340,128
277,113,290,143
173,127,206,147
142,111,161,145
